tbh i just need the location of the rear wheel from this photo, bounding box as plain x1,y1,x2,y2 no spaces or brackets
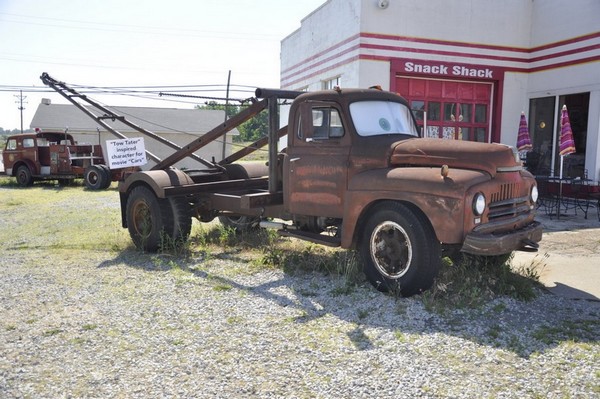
126,186,192,251
126,186,172,251
169,196,192,243
97,165,112,189
359,201,440,296
16,165,33,187
84,165,108,190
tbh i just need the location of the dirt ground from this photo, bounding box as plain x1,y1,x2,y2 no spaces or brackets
512,206,600,300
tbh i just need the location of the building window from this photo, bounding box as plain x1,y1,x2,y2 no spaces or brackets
322,76,341,90
528,92,589,178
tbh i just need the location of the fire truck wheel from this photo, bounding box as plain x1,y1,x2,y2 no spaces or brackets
84,165,108,190
359,201,440,297
126,186,172,252
16,165,34,187
218,215,260,231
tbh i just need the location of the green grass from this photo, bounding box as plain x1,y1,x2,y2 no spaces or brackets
0,176,544,307
421,253,546,312
0,180,130,253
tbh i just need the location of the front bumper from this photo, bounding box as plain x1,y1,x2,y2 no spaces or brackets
461,221,543,255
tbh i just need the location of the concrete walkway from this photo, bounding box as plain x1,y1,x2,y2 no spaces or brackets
512,206,600,301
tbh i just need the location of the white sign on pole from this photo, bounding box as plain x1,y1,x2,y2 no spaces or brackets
105,137,147,169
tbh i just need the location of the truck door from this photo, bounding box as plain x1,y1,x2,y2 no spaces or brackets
284,101,351,218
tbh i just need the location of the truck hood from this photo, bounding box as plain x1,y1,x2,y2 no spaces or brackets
390,138,520,177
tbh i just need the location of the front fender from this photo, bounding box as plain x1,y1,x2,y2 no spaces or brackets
341,167,490,248
12,160,39,177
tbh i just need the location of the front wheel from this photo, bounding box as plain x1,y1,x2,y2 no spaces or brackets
16,165,34,187
359,201,440,296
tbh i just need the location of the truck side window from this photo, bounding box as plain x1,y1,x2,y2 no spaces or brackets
23,138,35,148
7,139,17,150
311,107,344,139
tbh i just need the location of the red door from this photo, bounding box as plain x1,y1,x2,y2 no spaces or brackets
396,77,492,143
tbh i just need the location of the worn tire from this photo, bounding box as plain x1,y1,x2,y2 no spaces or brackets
126,186,193,252
218,215,260,231
16,165,34,187
169,196,193,243
97,164,113,189
126,186,173,251
84,165,108,190
359,201,440,296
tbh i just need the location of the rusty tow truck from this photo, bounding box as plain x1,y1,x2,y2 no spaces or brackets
42,75,542,296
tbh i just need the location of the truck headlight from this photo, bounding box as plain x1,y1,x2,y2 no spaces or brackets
473,193,486,216
531,185,539,203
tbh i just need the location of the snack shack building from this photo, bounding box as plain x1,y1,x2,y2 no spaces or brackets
281,0,600,181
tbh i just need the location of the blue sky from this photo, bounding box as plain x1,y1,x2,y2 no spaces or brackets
0,0,325,130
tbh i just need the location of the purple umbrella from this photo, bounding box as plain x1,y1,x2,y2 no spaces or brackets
559,105,576,180
516,111,532,152
559,105,576,156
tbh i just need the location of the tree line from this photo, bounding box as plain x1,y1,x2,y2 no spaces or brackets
196,101,268,143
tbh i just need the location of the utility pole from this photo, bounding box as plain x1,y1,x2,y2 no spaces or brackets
14,90,27,133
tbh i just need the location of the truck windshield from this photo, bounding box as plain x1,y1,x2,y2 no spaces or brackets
349,101,418,137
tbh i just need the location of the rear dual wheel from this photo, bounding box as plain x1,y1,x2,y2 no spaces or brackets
84,165,110,190
126,186,192,252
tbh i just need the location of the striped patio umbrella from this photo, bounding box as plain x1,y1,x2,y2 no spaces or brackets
516,111,532,152
559,105,576,156
558,104,576,179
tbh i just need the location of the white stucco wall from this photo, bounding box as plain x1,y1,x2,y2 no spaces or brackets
500,72,530,147
281,0,600,180
281,0,362,90
530,0,600,46
359,0,532,47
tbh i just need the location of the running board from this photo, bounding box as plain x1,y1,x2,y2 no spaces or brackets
278,229,341,247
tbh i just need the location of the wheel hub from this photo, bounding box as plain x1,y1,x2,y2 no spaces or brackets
370,221,412,278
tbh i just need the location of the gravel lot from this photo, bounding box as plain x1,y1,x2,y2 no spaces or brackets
1,186,599,398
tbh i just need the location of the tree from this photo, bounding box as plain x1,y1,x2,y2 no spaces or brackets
196,102,269,143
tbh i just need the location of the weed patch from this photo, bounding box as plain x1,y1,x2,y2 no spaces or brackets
421,253,546,312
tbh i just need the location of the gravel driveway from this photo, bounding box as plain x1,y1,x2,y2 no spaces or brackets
1,187,599,398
